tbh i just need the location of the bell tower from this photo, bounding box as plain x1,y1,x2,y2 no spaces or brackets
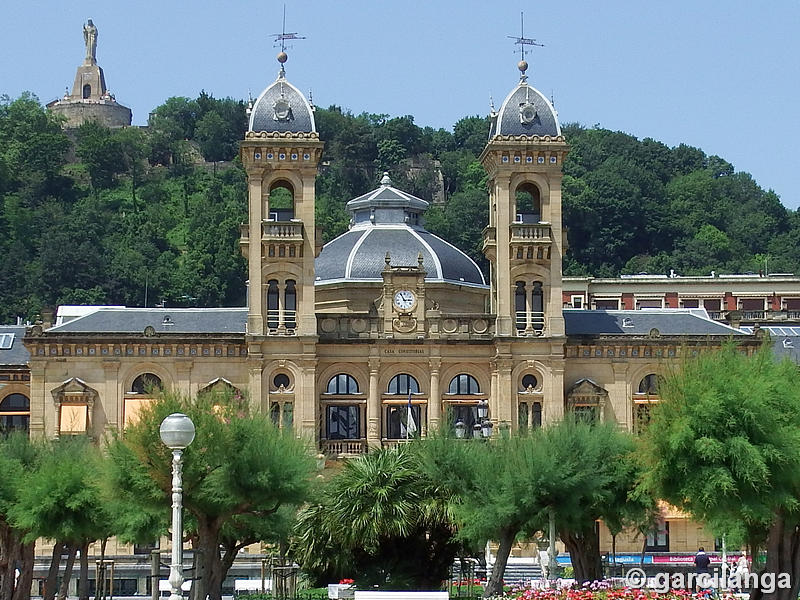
480,59,569,338
240,51,324,338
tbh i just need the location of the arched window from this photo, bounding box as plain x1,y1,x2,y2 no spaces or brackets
634,374,660,435
285,280,297,330
0,393,30,433
326,374,359,395
637,374,659,395
531,281,544,332
267,280,279,330
384,374,422,440
130,373,162,395
268,181,295,221
447,374,480,395
323,374,363,445
515,183,541,223
82,84,91,99
387,374,419,395
515,282,527,331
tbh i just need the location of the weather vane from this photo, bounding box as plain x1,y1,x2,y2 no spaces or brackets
272,5,306,53
507,12,543,63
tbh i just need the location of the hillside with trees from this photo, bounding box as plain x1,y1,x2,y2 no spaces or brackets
0,91,798,323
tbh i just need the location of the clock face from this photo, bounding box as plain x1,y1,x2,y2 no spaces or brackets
393,289,416,311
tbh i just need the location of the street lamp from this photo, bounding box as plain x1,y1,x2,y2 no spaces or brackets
454,420,466,439
160,413,196,600
476,399,492,439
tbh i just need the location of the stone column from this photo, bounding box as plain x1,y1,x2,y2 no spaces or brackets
546,363,566,425
102,360,121,431
248,362,263,414
495,177,513,336
28,363,46,439
246,168,264,336
299,359,318,442
175,361,192,397
428,358,441,433
494,359,513,429
366,358,380,448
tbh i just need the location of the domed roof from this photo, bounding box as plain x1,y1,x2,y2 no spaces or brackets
248,65,315,134
489,69,560,138
315,175,486,287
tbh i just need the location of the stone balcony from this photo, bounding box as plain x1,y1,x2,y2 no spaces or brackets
482,224,553,263
239,219,305,258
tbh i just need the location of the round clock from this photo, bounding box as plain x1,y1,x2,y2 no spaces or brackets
393,289,416,311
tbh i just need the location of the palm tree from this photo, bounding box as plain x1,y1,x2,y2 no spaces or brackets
293,446,459,590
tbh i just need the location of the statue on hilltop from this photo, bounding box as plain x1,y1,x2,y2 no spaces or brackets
83,19,98,64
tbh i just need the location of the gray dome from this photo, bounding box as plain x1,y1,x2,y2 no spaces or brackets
489,76,560,137
248,69,315,133
315,175,486,287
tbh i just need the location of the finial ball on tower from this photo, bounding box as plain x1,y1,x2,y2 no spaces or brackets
277,51,288,64
518,60,528,74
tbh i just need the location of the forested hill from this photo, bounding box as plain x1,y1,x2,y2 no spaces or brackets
1,92,798,323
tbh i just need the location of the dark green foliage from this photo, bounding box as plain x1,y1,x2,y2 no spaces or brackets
293,446,459,590
643,344,800,600
2,92,799,322
107,389,315,600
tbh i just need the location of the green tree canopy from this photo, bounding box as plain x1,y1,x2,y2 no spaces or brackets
643,344,800,600
106,390,315,600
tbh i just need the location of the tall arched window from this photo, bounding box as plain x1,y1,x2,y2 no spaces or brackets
515,183,541,223
515,281,527,331
384,374,422,440
0,393,30,433
284,280,297,330
531,281,544,332
82,84,91,99
446,374,484,438
634,374,660,434
518,373,542,431
323,374,363,446
267,280,279,330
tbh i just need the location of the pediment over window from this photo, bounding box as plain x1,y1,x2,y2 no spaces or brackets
566,378,608,399
51,377,98,406
51,378,98,437
200,377,239,395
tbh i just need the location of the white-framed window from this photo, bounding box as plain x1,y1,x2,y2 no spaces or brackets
570,295,584,309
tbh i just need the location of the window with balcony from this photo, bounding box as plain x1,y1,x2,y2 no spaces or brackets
384,374,424,439
445,374,486,438
322,374,364,444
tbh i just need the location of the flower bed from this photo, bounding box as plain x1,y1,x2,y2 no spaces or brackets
502,583,738,600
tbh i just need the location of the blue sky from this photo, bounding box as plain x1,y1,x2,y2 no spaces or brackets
2,1,799,208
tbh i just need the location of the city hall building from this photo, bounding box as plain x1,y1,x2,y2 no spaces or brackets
16,49,774,561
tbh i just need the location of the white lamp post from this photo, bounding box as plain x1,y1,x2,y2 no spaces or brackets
160,413,196,600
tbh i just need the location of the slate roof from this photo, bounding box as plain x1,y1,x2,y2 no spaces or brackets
45,308,247,335
315,225,486,286
740,326,800,363
249,71,315,133
564,309,746,337
0,326,29,366
489,78,560,138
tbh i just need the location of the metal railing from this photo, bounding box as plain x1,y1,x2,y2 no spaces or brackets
515,311,545,334
266,309,297,333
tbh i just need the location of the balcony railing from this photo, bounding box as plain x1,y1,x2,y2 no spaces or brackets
263,220,303,240
510,223,552,243
266,309,297,334
515,311,545,335
321,439,367,456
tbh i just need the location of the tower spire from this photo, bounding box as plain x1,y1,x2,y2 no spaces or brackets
271,5,306,75
507,12,544,80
